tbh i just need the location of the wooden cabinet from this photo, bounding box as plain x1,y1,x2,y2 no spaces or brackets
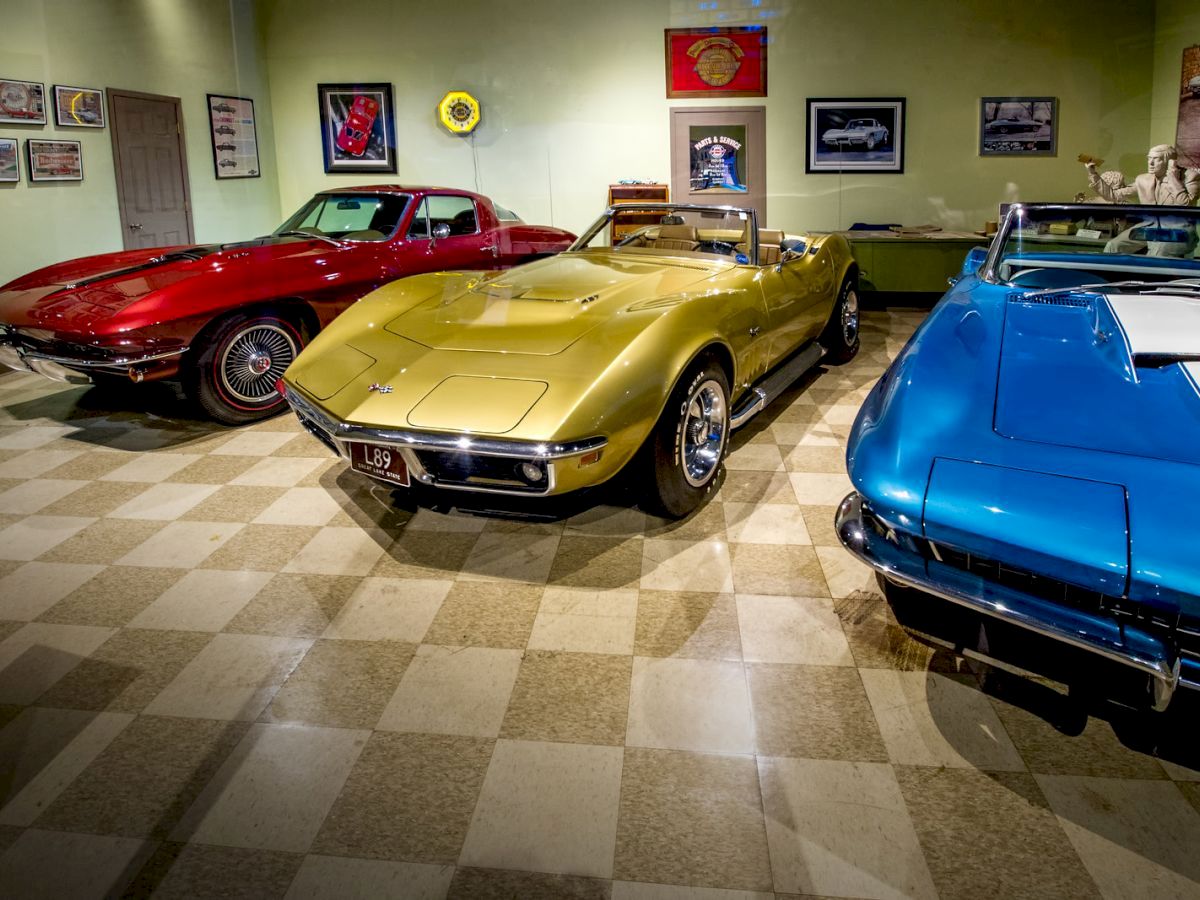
607,183,669,243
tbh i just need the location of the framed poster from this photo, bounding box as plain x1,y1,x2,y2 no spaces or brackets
53,85,105,128
688,125,749,193
665,27,767,98
1176,45,1200,170
27,138,82,182
980,97,1056,156
0,79,46,125
317,83,396,173
0,138,18,182
207,93,260,179
806,98,905,174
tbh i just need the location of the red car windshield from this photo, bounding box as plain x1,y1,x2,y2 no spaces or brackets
274,193,411,242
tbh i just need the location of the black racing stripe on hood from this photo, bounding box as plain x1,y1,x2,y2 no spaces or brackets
61,245,224,290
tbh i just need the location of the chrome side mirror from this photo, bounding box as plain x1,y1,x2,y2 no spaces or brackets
775,238,807,271
430,223,451,246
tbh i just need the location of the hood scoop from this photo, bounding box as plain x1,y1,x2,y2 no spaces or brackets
471,283,599,304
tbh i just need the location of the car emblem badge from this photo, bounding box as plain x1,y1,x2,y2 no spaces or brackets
368,383,393,394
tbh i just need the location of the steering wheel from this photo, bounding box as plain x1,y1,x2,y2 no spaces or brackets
617,229,649,247
708,240,735,256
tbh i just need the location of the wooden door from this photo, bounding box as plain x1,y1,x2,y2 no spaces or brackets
108,89,194,250
670,107,767,225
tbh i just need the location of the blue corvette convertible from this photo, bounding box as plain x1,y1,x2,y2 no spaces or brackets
838,202,1200,710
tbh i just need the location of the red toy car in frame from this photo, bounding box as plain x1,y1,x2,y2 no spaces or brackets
335,95,378,157
0,187,575,423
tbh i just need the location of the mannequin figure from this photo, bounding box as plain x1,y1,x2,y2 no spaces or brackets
1084,145,1200,206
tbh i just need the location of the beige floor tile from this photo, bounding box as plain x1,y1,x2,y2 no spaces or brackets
127,843,304,900
1036,775,1200,899
759,756,937,898
99,452,202,482
614,748,771,892
860,669,1025,771
172,723,368,852
0,706,96,808
422,582,543,649
528,587,638,654
180,484,289,522
459,531,560,584
39,565,184,628
461,739,623,878
115,520,244,568
312,732,494,864
0,449,83,479
722,503,810,545
34,714,248,838
788,471,854,506
403,507,489,533
818,403,862,426
377,644,520,737
37,450,127,483
201,523,322,572
252,486,344,526
715,470,796,505
36,517,164,565
782,444,849,474
106,481,219,520
563,505,648,537
323,577,451,642
144,633,312,721
500,650,632,745
723,443,784,472
0,561,104,620
0,515,96,561
626,657,753,753
747,663,887,761
0,424,76,450
548,535,644,589
613,885,770,900
0,828,152,898
897,766,1098,899
814,544,878,599
161,454,263,485
799,503,841,546
37,482,145,520
644,500,727,542
231,456,326,487
735,594,852,665
833,593,949,672
641,539,733,593
1163,759,1200,782
634,590,741,660
369,531,481,579
282,526,388,576
448,866,608,899
265,638,414,728
286,855,455,900
211,431,300,456
0,622,116,704
0,478,86,514
729,543,828,596
129,569,273,632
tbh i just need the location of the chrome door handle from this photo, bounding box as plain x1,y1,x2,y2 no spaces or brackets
128,223,143,230
481,244,498,254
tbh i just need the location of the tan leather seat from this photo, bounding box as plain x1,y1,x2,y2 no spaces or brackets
737,228,784,265
653,224,700,252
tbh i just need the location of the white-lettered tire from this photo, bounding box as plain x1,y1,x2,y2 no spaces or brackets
820,274,861,364
190,310,304,425
644,359,730,518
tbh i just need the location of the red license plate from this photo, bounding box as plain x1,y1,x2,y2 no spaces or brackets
349,441,409,487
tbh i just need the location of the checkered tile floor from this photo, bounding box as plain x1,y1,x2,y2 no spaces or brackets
0,309,1197,898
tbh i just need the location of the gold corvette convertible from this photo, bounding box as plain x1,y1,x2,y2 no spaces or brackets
279,202,858,517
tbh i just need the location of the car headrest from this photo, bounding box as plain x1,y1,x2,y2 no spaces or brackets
657,224,699,240
758,229,783,246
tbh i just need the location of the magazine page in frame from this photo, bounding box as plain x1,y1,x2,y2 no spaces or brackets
688,125,749,192
0,79,46,125
0,138,18,183
1176,45,1200,170
980,97,1057,156
207,94,261,178
317,83,397,173
807,98,904,173
53,85,105,128
28,139,82,182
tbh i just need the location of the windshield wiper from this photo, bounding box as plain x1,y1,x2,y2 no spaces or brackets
1018,278,1200,300
276,230,344,247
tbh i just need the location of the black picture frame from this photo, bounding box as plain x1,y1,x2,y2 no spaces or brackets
207,93,261,179
0,79,46,125
0,137,18,183
979,97,1057,157
317,82,397,174
27,138,82,182
53,84,105,128
806,98,905,174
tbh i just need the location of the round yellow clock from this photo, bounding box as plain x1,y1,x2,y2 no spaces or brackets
437,90,481,135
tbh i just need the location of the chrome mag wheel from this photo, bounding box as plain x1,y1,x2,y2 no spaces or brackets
219,322,298,404
842,289,860,346
680,378,728,487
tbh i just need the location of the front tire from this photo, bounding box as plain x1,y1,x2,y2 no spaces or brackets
819,274,861,364
644,359,730,518
189,310,304,425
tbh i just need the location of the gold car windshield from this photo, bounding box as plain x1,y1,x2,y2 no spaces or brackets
569,204,756,264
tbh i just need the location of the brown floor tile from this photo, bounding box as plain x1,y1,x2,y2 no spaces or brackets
549,536,644,589
125,841,304,899
38,449,129,481
37,518,164,565
730,544,828,596
0,706,96,806
163,454,262,485
263,638,415,728
312,731,493,864
0,559,23,581
1180,781,1200,816
223,572,360,638
747,663,887,761
39,566,187,627
39,480,149,517
634,590,741,660
180,485,288,522
448,866,611,899
643,500,726,542
272,433,332,457
834,593,944,671
613,747,772,891
799,504,841,546
783,445,848,473
500,650,632,745
34,714,249,838
0,823,21,854
896,766,1098,899
202,523,320,572
422,582,543,649
715,470,796,505
369,531,480,579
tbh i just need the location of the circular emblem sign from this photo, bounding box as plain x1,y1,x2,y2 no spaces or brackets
437,91,481,135
687,37,744,87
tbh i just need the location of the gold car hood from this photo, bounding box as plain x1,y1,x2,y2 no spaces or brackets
384,253,718,355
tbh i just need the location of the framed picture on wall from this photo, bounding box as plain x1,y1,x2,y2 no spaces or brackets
0,79,46,125
27,138,82,182
806,98,905,173
0,138,18,182
1175,45,1200,170
317,82,396,173
53,85,105,128
664,27,767,98
207,93,260,179
979,97,1056,156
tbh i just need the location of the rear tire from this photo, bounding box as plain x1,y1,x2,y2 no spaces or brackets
819,274,861,365
643,359,730,518
188,309,304,425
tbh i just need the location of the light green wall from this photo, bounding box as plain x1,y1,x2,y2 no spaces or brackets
0,0,279,282
1151,0,1200,152
260,0,1158,237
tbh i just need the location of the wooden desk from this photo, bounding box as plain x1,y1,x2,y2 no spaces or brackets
827,230,990,293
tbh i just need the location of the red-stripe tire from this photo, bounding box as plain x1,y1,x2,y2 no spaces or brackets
190,310,303,425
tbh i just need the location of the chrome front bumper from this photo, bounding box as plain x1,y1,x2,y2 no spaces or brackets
836,491,1184,711
0,336,187,384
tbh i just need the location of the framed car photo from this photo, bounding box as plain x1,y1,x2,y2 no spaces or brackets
0,137,18,183
53,85,105,128
807,98,905,174
207,94,260,179
27,138,82,182
0,79,46,125
980,97,1057,156
317,83,397,173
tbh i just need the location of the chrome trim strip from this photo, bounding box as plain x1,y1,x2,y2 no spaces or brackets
0,338,188,369
729,342,826,429
835,491,1183,710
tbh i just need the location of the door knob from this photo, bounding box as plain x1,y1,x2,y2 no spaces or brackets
128,223,143,230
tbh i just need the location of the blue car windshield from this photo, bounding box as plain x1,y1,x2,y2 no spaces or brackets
991,205,1200,289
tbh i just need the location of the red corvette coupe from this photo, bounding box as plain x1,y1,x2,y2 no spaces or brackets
0,187,575,423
